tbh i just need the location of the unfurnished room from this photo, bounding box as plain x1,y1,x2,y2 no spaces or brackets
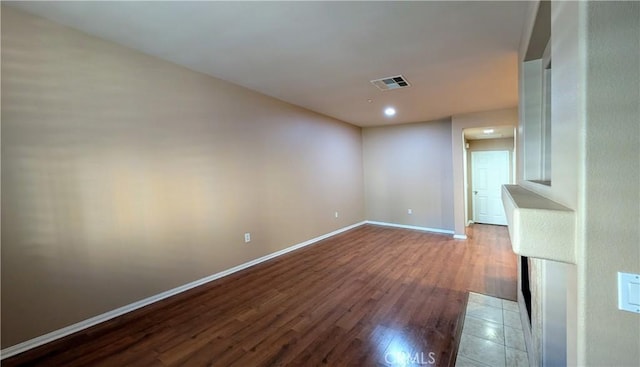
1,1,639,366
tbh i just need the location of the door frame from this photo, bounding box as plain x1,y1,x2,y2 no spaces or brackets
463,133,516,227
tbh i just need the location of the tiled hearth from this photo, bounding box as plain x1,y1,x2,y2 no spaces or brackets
455,292,529,367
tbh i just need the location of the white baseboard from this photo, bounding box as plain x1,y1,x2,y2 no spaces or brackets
0,221,366,360
365,221,455,236
453,234,468,240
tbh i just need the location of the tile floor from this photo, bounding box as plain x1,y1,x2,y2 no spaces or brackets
455,292,530,367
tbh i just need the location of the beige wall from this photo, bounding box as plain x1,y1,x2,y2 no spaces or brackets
518,1,640,366
1,7,365,348
465,138,515,221
451,108,518,236
581,2,639,365
362,120,454,231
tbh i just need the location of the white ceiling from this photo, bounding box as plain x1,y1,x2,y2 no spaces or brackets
464,126,515,141
7,1,528,127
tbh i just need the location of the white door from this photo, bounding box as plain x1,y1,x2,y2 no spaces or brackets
471,151,510,225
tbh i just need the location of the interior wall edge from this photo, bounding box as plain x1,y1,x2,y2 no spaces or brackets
365,220,455,236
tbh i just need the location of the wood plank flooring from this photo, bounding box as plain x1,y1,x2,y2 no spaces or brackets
3,224,516,367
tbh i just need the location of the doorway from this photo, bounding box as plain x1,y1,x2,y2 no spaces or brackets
471,150,509,225
463,126,515,227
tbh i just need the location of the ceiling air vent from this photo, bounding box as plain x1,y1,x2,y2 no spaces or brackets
370,75,411,91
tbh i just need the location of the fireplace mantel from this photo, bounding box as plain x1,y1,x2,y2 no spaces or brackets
501,185,576,264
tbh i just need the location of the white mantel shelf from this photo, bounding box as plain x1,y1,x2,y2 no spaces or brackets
501,185,576,264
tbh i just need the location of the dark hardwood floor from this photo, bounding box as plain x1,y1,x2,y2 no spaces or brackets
3,224,516,367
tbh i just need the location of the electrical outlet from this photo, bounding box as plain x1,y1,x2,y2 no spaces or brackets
244,233,251,243
408,209,413,215
335,211,339,218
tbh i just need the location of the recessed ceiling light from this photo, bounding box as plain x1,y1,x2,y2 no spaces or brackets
384,107,396,116
483,129,494,134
